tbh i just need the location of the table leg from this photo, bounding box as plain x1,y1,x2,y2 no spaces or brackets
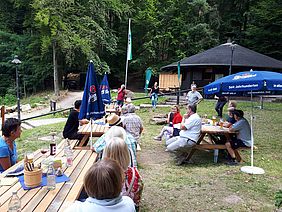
78,135,89,147
185,133,205,162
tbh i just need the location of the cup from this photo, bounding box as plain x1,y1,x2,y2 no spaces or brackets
212,116,217,126
219,119,224,129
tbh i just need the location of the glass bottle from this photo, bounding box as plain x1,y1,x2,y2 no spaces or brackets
64,139,71,156
47,162,56,190
8,191,21,212
50,134,56,156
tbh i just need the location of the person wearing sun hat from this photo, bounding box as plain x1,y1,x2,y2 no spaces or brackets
93,114,137,166
186,83,203,105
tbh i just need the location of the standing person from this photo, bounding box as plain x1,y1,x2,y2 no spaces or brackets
225,110,251,165
214,94,227,118
117,84,126,107
103,137,143,211
65,159,135,212
123,104,144,143
165,104,201,152
63,100,89,141
0,118,21,172
186,83,203,105
149,82,159,110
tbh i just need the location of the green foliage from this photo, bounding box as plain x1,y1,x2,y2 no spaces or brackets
0,0,281,95
275,190,282,208
0,94,17,106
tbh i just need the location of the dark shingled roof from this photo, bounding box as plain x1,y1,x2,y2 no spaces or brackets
161,43,282,71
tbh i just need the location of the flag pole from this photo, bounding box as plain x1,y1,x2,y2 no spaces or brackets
124,18,132,88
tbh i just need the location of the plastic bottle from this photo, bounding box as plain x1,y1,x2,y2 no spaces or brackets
47,163,56,190
64,139,71,156
50,134,56,156
66,148,73,167
8,191,21,212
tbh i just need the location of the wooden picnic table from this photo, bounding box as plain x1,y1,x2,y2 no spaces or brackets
77,122,109,147
185,124,238,163
0,139,97,211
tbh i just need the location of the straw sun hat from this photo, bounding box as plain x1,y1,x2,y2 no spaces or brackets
106,114,122,126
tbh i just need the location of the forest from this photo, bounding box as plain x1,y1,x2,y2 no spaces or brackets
0,0,281,98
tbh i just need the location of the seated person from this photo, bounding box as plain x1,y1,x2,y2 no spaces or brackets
225,110,251,165
0,118,21,173
154,105,182,141
65,159,135,212
93,114,137,166
227,100,237,111
63,100,89,141
122,104,143,143
165,104,201,152
103,137,143,211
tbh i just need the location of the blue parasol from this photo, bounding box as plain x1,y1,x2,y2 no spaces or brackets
204,70,282,96
204,70,282,174
79,61,105,120
100,73,111,105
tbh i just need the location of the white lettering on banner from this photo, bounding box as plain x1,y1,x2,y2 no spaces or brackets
229,84,258,89
233,74,256,80
274,84,282,88
208,87,218,92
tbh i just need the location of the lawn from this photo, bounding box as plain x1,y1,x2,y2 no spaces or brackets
17,97,282,211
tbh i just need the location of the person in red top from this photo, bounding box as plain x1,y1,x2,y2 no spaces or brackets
117,84,126,107
154,105,182,141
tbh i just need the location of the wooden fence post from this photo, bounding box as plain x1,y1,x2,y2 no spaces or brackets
1,106,4,127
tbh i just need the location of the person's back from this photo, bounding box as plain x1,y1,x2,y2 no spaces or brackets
65,159,135,212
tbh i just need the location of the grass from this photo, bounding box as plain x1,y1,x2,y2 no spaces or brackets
16,94,282,211
136,99,282,211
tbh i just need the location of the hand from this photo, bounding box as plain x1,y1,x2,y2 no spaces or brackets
183,114,189,119
81,119,89,125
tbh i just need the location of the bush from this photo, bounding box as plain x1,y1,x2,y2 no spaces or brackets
275,190,282,208
1,94,17,106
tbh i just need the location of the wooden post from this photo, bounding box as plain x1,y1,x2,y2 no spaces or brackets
1,106,5,127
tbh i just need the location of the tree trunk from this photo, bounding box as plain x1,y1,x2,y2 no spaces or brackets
53,41,60,96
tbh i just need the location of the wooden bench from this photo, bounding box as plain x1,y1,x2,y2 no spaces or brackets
234,146,258,163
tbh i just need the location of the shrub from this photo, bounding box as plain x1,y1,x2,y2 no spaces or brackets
275,190,282,208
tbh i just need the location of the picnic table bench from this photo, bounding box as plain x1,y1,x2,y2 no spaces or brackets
0,139,97,211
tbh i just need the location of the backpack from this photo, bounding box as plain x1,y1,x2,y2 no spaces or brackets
122,167,144,208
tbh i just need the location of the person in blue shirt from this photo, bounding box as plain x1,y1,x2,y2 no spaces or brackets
0,118,21,172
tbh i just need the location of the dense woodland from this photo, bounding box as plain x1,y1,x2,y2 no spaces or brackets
0,0,281,98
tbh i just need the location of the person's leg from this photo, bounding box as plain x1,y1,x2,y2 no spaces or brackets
165,136,178,146
166,137,187,151
215,101,221,117
218,102,227,117
155,126,172,140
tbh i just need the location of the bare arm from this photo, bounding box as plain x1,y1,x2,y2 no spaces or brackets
0,157,12,171
79,119,89,125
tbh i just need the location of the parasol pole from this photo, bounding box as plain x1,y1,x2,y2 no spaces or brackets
90,118,93,148
240,90,265,175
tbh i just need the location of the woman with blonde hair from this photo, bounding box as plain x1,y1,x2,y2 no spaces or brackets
103,137,143,211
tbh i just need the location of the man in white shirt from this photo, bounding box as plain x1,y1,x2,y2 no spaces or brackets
165,104,202,152
186,84,203,105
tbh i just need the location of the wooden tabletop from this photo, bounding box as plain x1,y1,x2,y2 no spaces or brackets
0,140,97,211
78,122,109,137
201,125,230,134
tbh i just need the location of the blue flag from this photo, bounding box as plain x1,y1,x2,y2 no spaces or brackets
79,62,105,120
100,73,111,105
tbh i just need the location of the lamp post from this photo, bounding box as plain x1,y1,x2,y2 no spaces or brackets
11,55,22,120
229,42,235,75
